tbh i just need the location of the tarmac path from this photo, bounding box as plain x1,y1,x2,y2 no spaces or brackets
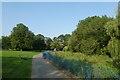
31,54,67,78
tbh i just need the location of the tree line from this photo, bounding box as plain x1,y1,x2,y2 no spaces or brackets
1,23,71,51
68,14,120,58
1,6,119,58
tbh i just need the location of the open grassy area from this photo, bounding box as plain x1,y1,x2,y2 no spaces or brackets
48,51,119,78
2,50,40,78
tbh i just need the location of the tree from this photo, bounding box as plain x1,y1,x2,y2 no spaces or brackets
69,16,112,54
104,14,120,58
33,34,46,51
57,34,71,46
24,31,34,50
2,36,11,50
44,37,52,50
10,23,34,50
51,34,71,51
57,34,65,42
64,34,71,46
50,37,59,50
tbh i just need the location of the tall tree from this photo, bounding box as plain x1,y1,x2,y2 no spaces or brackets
69,16,112,54
10,23,34,50
33,34,46,51
24,31,34,50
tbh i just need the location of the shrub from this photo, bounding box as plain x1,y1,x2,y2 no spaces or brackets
63,46,69,51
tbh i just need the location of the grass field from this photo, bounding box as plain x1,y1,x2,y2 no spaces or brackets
2,50,40,78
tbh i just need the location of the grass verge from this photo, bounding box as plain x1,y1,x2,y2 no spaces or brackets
2,50,40,78
49,51,119,78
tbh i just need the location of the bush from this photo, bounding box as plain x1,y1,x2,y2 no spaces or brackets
63,46,69,51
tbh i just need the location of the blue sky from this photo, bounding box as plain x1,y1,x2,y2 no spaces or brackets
2,2,118,39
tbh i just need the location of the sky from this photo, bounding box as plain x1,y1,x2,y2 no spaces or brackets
2,2,118,39
1,0,119,2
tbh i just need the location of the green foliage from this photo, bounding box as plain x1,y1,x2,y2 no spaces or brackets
51,34,71,50
106,37,119,57
24,31,34,50
50,37,58,49
2,36,11,49
68,31,78,52
45,37,52,50
105,20,119,38
104,15,120,58
64,34,71,46
69,16,112,54
63,46,69,51
33,34,46,51
57,34,65,42
48,51,119,78
79,38,99,54
2,23,47,51
10,23,34,51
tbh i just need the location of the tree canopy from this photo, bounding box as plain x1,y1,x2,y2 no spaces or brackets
2,36,11,50
1,13,119,58
50,34,71,51
69,16,113,55
45,37,53,50
33,34,46,51
10,23,34,51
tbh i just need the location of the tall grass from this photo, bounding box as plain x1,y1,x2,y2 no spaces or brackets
46,51,119,78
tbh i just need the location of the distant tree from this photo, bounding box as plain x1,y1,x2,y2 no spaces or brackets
51,34,71,51
33,34,46,51
2,36,11,50
44,37,52,50
50,37,59,50
57,34,65,42
58,42,64,50
10,23,34,50
64,34,71,46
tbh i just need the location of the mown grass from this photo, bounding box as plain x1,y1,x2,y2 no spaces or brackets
2,50,40,78
49,51,119,78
